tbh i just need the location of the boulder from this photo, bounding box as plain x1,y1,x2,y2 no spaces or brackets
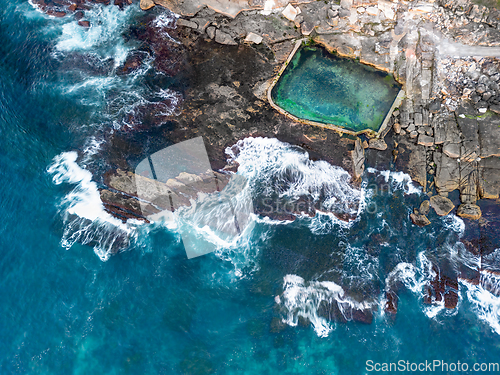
140,0,155,10
479,157,500,199
46,10,66,17
490,104,500,114
282,4,300,21
434,152,460,194
410,211,431,227
457,203,482,220
417,134,434,147
301,21,316,36
244,32,263,44
206,26,216,39
351,138,365,180
440,119,461,157
368,138,387,150
214,30,237,45
78,20,90,28
419,200,430,215
365,6,379,16
430,195,455,216
456,104,480,160
175,172,203,184
176,18,198,29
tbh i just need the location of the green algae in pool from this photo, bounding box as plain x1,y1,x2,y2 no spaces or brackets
271,46,402,133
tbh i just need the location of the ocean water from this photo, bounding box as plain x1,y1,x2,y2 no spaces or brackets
2,1,500,374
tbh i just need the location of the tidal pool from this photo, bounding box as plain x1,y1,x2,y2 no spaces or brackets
270,45,402,134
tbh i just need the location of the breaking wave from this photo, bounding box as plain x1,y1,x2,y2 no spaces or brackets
366,167,422,195
463,275,500,335
227,137,362,218
47,151,140,261
277,274,375,337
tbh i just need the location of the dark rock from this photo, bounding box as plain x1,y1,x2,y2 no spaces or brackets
490,104,500,114
78,20,90,28
351,308,373,324
117,51,147,75
46,9,67,17
385,291,398,315
444,291,459,309
428,99,441,113
214,30,237,45
269,317,286,333
74,11,84,20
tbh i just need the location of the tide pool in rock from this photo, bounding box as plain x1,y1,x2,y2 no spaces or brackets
270,45,402,133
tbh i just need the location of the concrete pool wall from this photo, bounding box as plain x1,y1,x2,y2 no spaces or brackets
267,39,405,137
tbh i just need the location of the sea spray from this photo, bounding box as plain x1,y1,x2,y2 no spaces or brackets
54,4,140,65
278,274,375,337
463,275,500,335
47,151,140,261
226,137,362,219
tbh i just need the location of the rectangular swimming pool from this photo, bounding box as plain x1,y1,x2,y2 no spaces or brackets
269,44,402,134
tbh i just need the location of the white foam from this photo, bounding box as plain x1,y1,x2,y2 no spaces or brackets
463,277,500,335
367,167,421,195
343,244,379,281
153,12,178,29
47,151,138,261
386,253,435,296
152,11,180,43
55,4,138,67
176,177,260,274
441,214,465,237
278,274,374,337
227,137,361,220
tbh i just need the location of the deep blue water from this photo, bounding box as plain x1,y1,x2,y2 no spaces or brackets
2,1,500,374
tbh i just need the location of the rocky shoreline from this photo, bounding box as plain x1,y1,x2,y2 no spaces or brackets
147,0,500,224
34,0,500,318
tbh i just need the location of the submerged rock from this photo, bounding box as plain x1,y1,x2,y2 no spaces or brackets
385,291,398,315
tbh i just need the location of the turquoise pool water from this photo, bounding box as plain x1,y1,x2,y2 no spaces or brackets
271,45,402,133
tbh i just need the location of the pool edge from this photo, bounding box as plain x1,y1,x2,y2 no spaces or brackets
267,39,404,138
